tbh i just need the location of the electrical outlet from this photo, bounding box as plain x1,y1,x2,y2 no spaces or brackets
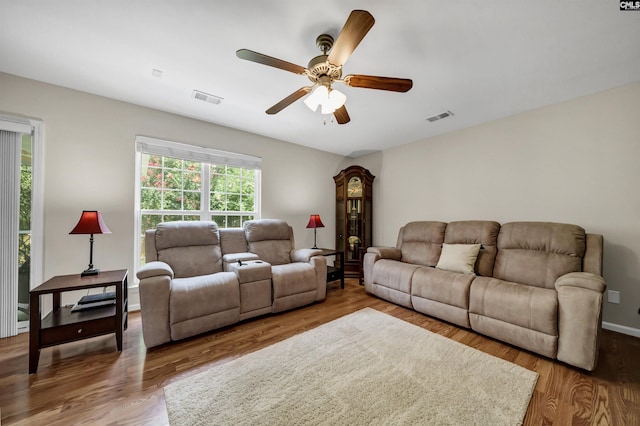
607,290,620,304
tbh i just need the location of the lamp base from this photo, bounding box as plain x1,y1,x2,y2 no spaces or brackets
81,267,100,277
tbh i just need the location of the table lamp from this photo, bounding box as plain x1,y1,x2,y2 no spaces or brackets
306,214,325,249
69,210,111,276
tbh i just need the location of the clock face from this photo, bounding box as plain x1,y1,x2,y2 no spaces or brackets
347,177,362,197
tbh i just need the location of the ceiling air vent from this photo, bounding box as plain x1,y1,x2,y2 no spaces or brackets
192,90,223,105
426,110,454,123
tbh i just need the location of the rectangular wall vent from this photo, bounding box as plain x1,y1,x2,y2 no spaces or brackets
426,110,454,123
192,90,223,105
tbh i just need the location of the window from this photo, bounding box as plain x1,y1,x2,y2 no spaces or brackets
135,137,261,267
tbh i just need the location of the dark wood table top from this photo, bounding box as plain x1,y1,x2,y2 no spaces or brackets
30,269,128,294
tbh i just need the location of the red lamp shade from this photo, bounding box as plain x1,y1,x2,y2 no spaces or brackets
69,211,112,235
306,214,325,229
306,214,324,249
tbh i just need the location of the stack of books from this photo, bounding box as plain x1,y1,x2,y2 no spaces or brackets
71,291,116,312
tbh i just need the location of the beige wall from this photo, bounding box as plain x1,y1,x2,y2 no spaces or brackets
357,82,640,331
0,72,343,307
2,71,638,332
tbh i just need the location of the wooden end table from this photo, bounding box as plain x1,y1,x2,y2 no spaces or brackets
29,269,128,373
319,249,345,289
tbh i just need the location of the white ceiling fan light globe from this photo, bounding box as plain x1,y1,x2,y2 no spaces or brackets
304,85,329,112
329,88,346,110
304,85,347,115
320,103,335,115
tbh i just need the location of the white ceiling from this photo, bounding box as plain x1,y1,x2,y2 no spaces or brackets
1,1,639,157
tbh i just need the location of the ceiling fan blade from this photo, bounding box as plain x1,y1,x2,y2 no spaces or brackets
333,105,350,124
327,10,375,67
266,87,312,115
344,75,413,92
236,49,307,75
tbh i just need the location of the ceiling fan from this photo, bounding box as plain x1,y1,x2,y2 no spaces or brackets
236,10,413,124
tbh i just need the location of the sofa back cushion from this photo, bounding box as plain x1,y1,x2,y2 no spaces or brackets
444,221,501,276
219,227,249,254
398,221,447,267
493,222,586,289
244,219,293,265
155,221,223,278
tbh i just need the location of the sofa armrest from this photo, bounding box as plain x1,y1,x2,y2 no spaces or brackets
310,255,328,301
136,261,174,280
363,247,402,292
222,252,260,271
291,248,322,263
137,263,173,348
367,246,402,261
555,272,606,371
555,271,606,293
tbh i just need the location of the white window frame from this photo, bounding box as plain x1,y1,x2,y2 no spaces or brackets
134,136,262,275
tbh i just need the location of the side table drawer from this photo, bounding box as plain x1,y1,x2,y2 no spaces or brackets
40,317,116,347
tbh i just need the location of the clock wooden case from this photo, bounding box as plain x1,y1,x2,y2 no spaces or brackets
333,165,375,277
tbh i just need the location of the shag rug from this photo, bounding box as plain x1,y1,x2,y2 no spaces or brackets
163,308,538,425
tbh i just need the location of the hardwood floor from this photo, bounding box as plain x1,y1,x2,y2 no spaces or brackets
1,278,639,425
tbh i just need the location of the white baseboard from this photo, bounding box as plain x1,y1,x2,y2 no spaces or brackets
602,321,640,338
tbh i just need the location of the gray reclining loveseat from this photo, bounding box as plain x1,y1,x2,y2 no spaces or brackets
136,219,326,348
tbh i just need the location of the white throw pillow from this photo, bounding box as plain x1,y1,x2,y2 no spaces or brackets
435,243,481,275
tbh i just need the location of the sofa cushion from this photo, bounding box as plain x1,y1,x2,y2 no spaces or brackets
244,219,293,265
493,222,585,289
372,259,420,295
444,221,500,276
410,267,474,328
271,263,318,313
155,221,223,278
470,276,558,336
169,272,240,329
411,267,474,310
271,263,317,298
399,221,447,267
156,220,220,249
436,243,481,275
219,227,249,255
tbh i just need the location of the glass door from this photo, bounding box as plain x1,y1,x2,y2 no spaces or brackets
18,133,32,330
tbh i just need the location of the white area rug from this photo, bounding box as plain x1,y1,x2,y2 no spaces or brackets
164,308,538,425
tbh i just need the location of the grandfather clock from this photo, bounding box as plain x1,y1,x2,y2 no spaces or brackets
333,165,375,278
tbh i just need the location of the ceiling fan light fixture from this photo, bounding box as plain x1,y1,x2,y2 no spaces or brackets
304,85,346,115
304,85,328,112
328,88,347,112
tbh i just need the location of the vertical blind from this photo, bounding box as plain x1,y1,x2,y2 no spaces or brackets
0,129,22,338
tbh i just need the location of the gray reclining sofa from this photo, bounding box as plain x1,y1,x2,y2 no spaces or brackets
363,220,606,371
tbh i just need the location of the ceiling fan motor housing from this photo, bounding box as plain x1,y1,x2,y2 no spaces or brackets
307,55,342,84
306,34,342,85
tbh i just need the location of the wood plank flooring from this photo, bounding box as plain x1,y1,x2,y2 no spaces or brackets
1,278,639,425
